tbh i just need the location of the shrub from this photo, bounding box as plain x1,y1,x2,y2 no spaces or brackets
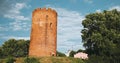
5,56,15,63
57,51,66,57
24,57,40,63
0,59,4,63
84,55,117,63
69,51,76,57
68,57,85,63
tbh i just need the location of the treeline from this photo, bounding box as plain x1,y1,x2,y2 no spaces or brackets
0,39,30,58
81,9,120,63
0,39,66,59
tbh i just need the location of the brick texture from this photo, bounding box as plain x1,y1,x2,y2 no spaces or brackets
29,8,57,57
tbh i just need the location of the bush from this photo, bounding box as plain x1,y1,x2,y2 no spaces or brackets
0,59,4,63
68,57,85,63
24,57,40,63
84,55,120,63
5,57,15,63
57,51,66,57
1,39,30,58
69,51,76,57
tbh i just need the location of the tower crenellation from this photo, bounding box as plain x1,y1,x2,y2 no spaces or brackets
32,8,57,15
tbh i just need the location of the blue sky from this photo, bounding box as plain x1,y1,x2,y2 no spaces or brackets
0,0,120,53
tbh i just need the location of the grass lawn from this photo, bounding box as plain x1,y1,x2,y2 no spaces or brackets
0,57,85,63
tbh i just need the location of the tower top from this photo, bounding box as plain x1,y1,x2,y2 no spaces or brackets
33,8,57,15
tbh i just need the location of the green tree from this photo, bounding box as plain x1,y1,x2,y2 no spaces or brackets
69,50,76,57
57,51,66,57
1,39,30,58
24,57,40,63
5,56,16,63
76,49,85,53
81,9,120,61
2,39,17,57
0,47,4,58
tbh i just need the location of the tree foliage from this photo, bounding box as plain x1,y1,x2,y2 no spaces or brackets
0,39,30,58
81,9,120,62
24,57,40,63
76,49,85,53
69,50,76,57
5,56,16,63
57,51,66,57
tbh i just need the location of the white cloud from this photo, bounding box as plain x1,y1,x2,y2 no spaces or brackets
2,36,30,40
4,3,29,21
84,0,93,4
3,3,30,31
9,21,30,31
49,7,85,52
96,9,102,13
10,3,27,14
109,6,120,11
4,15,29,21
0,0,30,16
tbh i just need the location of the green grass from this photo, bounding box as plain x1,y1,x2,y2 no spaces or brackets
0,57,85,63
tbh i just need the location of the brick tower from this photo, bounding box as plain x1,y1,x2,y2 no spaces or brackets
29,8,57,57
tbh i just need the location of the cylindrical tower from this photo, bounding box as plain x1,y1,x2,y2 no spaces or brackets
29,8,57,57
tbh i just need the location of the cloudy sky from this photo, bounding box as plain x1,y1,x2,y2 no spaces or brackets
0,0,120,53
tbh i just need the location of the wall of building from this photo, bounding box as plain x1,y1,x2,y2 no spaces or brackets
29,8,57,57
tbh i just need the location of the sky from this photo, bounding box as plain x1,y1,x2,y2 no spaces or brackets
0,0,120,53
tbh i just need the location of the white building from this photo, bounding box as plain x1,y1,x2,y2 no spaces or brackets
74,52,88,60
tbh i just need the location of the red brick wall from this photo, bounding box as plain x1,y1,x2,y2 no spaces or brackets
29,8,57,57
